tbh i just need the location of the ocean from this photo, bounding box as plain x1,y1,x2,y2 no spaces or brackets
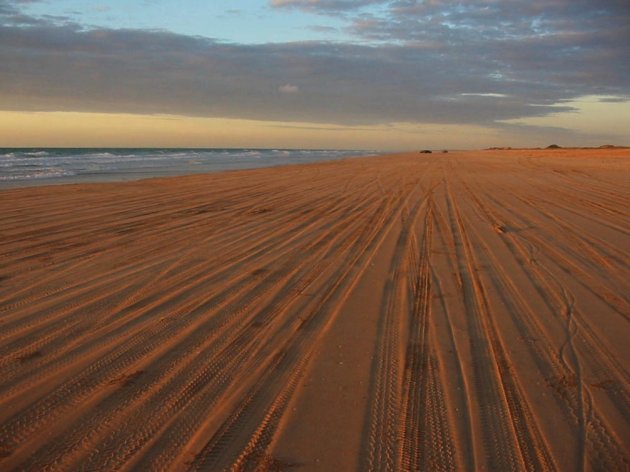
0,148,378,187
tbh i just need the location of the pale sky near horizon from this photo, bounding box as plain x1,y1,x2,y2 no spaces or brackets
1,0,628,149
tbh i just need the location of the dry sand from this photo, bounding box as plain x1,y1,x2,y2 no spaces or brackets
0,149,628,471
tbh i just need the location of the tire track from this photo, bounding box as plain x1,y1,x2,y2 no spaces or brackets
185,177,403,471
461,180,630,385
0,183,385,465
398,199,458,472
459,175,629,470
362,180,428,472
0,186,378,401
444,179,534,471
71,193,394,471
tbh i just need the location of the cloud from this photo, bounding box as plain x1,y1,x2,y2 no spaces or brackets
461,93,509,98
270,0,385,13
1,0,71,26
0,0,23,16
279,84,300,94
0,0,628,139
0,24,579,126
0,0,41,13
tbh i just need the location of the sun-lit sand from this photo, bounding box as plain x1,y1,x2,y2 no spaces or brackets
0,149,628,471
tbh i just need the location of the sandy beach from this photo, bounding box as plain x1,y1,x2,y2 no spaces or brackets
0,149,628,471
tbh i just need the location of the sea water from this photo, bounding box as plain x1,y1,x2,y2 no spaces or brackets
0,148,377,187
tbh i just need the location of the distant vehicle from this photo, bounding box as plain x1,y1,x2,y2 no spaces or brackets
419,150,432,154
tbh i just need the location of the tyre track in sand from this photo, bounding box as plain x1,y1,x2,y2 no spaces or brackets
0,180,370,394
76,190,397,472
458,171,629,470
17,195,386,471
474,187,630,392
398,194,458,472
362,177,431,472
0,172,383,465
442,173,556,471
185,174,404,471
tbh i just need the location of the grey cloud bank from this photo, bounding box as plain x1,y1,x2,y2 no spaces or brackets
270,0,384,12
1,0,628,135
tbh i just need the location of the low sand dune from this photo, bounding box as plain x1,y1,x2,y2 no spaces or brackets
0,149,629,471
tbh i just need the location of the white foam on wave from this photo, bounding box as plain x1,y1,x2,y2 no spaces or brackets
84,152,116,158
0,169,76,181
23,151,50,157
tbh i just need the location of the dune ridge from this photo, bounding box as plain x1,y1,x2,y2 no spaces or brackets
0,149,629,471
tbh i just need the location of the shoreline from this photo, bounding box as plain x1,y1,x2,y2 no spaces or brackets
0,151,400,191
0,148,382,190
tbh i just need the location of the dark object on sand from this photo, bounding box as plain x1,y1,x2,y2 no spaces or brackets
419,150,432,154
546,144,561,149
442,150,448,153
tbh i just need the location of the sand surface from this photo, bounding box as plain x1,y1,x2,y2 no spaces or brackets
0,149,628,471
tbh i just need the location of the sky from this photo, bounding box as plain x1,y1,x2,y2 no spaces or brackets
0,0,629,149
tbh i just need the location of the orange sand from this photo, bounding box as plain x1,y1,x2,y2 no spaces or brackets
0,149,629,471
